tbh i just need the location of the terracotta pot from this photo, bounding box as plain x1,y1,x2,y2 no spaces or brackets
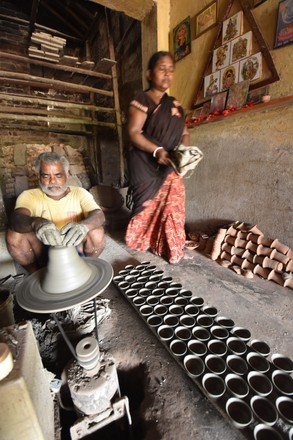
236,222,248,231
248,225,264,235
237,231,249,240
247,232,259,243
253,255,265,265
284,277,293,290
226,225,238,237
242,249,255,263
271,238,290,254
257,235,273,246
220,251,232,262
230,265,242,275
243,269,254,278
246,240,258,253
250,396,278,426
267,270,284,286
285,260,293,272
226,398,253,429
222,242,232,253
286,248,293,259
263,257,283,272
253,265,270,279
231,246,245,256
241,259,255,271
235,238,247,248
256,245,272,257
270,249,290,265
224,235,236,245
231,255,243,266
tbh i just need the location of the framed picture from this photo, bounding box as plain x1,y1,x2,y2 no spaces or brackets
239,52,262,82
247,86,269,104
210,91,228,113
212,42,231,72
226,80,250,109
173,17,191,62
204,71,220,97
230,31,252,64
195,1,218,38
274,0,293,49
222,11,243,43
220,63,239,91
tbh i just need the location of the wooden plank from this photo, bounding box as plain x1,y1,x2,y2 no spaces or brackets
0,123,92,136
0,51,112,79
0,92,116,112
0,112,116,128
0,71,114,97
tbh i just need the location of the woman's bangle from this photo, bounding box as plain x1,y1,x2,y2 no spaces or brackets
153,146,163,158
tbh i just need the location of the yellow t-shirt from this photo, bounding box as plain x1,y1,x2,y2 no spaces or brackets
15,187,100,229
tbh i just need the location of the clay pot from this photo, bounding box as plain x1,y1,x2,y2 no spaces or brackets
241,259,255,271
224,235,236,245
270,249,290,265
226,354,248,376
247,371,273,397
247,232,259,243
234,238,247,248
201,305,218,317
222,242,232,253
256,245,272,256
248,225,264,235
192,326,210,342
253,255,265,265
246,241,258,253
231,246,245,256
231,255,243,266
250,396,278,426
157,324,174,341
284,277,293,290
267,270,284,286
188,339,207,357
257,236,273,246
210,325,229,340
184,354,205,378
263,257,283,272
271,239,290,254
286,248,293,259
276,396,293,424
231,326,251,342
175,326,192,341
237,231,249,240
170,339,187,358
272,370,293,396
208,339,228,356
230,265,242,275
247,352,270,373
147,315,163,328
226,397,253,429
253,424,283,440
225,373,249,398
242,249,255,262
226,337,247,356
164,314,179,327
214,316,235,329
226,225,238,237
205,354,227,375
197,314,214,328
250,339,270,357
271,353,293,374
285,260,293,272
202,373,226,399
220,251,232,262
253,264,270,279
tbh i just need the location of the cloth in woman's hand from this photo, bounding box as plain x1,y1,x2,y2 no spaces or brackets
169,145,204,178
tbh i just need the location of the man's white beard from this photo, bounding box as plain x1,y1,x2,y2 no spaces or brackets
40,182,69,197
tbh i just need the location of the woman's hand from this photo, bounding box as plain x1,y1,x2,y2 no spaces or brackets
156,148,172,166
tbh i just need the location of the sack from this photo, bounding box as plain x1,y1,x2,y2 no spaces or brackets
169,144,204,178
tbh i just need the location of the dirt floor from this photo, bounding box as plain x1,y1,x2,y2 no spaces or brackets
7,229,293,440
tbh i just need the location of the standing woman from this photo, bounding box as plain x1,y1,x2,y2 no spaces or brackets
125,51,190,264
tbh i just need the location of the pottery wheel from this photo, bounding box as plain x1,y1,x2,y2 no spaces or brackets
15,258,113,313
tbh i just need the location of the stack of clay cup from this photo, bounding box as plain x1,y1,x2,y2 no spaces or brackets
210,222,293,289
114,262,293,440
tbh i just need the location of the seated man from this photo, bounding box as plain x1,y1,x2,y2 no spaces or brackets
6,152,105,273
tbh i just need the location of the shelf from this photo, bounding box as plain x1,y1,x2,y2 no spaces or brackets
187,95,293,129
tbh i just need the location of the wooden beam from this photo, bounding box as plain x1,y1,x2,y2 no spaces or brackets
41,1,84,39
0,93,115,112
0,71,114,97
0,112,116,128
0,123,92,136
0,52,112,80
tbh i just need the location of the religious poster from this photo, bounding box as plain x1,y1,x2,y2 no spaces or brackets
274,0,293,48
212,42,231,72
226,80,250,109
222,11,243,43
204,71,220,97
230,31,252,64
239,52,262,82
173,17,191,62
220,63,239,91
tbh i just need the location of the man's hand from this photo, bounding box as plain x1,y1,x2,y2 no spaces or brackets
60,222,89,246
35,221,63,246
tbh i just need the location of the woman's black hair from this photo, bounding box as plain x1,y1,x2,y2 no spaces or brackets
147,51,174,73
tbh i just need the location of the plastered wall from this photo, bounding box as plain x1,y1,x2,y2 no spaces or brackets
168,0,293,248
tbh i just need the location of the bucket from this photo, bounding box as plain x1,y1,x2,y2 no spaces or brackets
0,289,15,328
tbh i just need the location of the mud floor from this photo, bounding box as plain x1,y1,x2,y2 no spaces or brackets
9,232,293,440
